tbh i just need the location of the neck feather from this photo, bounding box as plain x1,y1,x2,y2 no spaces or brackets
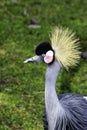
45,61,64,130
45,61,61,104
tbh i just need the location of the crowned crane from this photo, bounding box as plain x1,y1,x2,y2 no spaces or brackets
24,27,87,130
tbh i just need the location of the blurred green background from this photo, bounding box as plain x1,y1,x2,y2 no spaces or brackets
0,0,87,129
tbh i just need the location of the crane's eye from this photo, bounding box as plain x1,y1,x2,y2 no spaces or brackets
42,54,46,57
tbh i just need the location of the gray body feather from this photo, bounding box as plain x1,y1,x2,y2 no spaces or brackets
44,61,87,130
44,94,87,130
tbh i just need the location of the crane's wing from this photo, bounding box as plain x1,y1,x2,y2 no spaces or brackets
43,93,87,130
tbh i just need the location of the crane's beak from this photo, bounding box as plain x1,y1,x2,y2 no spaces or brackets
24,55,43,63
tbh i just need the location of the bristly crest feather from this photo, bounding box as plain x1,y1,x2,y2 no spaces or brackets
50,27,81,69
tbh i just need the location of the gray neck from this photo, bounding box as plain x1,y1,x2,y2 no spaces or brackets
45,61,64,130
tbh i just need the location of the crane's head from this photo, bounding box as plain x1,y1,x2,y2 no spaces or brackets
24,41,55,64
24,27,81,69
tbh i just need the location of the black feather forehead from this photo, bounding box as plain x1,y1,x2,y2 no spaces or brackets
35,42,53,55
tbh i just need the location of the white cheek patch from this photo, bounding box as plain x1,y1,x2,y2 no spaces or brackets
44,50,54,64
83,96,87,100
46,50,54,56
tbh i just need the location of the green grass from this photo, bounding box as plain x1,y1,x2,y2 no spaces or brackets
0,0,87,129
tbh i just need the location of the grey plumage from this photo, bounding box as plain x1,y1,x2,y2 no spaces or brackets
43,61,87,130
44,93,87,130
82,52,87,59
